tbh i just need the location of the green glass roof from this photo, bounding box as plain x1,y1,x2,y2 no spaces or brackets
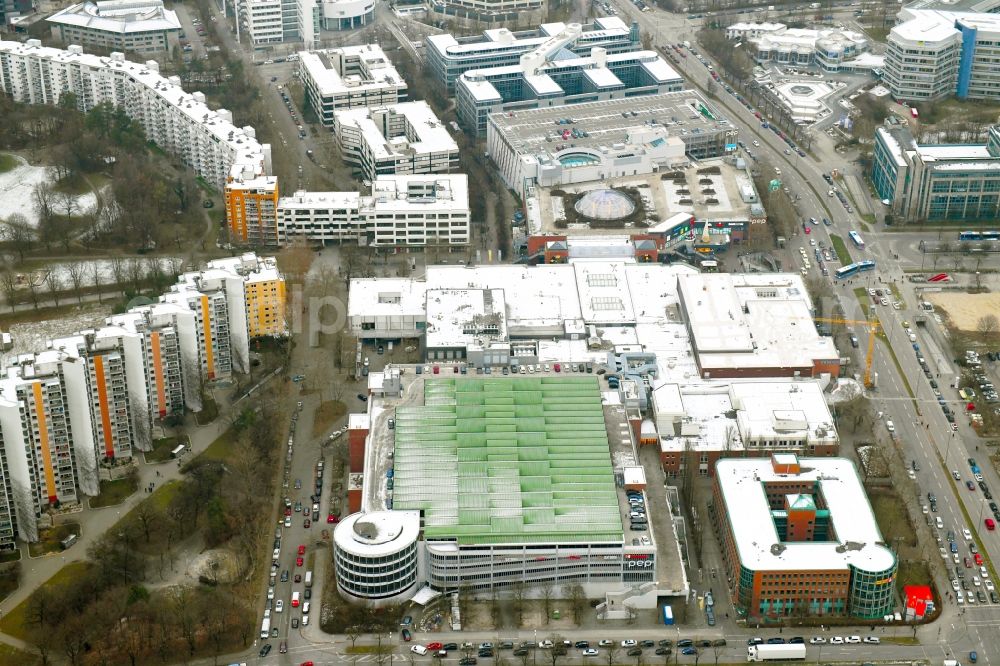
392,377,623,544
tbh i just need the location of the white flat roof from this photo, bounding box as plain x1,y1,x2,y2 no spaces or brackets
334,101,458,160
333,510,421,558
48,0,180,34
427,17,631,58
299,44,404,97
716,457,895,573
369,174,468,212
347,278,428,319
678,273,838,371
425,288,508,349
730,380,836,444
918,144,992,161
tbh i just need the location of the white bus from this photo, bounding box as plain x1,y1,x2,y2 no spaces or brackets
260,617,270,639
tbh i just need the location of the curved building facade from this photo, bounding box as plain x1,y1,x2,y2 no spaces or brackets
333,510,420,603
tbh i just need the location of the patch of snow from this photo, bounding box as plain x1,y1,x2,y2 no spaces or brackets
0,155,101,227
0,303,110,363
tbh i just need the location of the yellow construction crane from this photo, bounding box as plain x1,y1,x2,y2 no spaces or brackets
815,314,881,389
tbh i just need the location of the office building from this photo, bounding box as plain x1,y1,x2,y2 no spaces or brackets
456,25,683,135
884,9,1000,101
279,174,470,247
299,45,407,128
428,0,546,30
487,91,737,197
713,454,896,620
47,0,181,54
240,0,284,44
725,22,872,71
1,0,34,29
0,40,272,190
426,17,640,94
871,123,1000,222
332,101,459,180
657,380,839,477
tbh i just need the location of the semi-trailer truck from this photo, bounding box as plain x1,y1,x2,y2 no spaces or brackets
747,644,807,662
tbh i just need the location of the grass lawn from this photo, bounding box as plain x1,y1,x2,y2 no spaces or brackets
145,435,187,463
870,490,917,548
197,427,237,463
88,476,138,508
195,396,219,425
0,561,93,641
27,523,81,558
148,479,181,512
0,153,17,174
830,233,853,265
311,400,347,438
51,173,91,196
0,645,41,666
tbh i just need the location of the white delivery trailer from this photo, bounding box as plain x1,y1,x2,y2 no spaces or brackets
747,644,807,662
260,617,271,639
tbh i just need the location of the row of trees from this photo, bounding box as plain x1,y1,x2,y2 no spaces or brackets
0,255,185,312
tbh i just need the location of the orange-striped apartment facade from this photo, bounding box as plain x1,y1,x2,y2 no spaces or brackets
19,378,78,507
144,328,184,419
85,351,133,461
245,275,287,338
225,178,280,245
195,292,233,380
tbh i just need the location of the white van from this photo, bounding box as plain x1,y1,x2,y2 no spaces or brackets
304,571,313,588
936,516,944,529
411,645,429,655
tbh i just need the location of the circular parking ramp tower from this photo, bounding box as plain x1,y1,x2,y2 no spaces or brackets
334,510,420,604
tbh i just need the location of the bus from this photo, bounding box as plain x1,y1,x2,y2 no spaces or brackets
834,259,876,280
848,230,865,248
959,230,1000,241
260,617,270,639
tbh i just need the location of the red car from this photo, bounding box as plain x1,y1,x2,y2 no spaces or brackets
427,643,444,651
298,545,306,555
296,557,304,567
327,513,337,524
804,226,811,234
301,662,314,666
284,507,292,516
554,363,561,372
975,553,985,565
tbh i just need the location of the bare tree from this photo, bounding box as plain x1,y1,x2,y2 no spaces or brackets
127,257,143,293
90,260,104,303
66,262,86,303
1,270,18,312
541,580,555,624
512,582,526,627
110,255,126,295
567,583,587,624
1,213,35,262
43,270,62,306
977,314,999,340
605,643,620,666
346,625,362,648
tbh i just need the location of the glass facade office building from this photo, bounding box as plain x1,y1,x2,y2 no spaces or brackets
872,124,1000,222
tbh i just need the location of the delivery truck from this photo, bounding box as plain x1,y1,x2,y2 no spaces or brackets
747,644,807,662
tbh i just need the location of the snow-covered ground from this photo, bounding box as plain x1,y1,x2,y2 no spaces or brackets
0,154,101,226
42,257,182,287
0,303,110,365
